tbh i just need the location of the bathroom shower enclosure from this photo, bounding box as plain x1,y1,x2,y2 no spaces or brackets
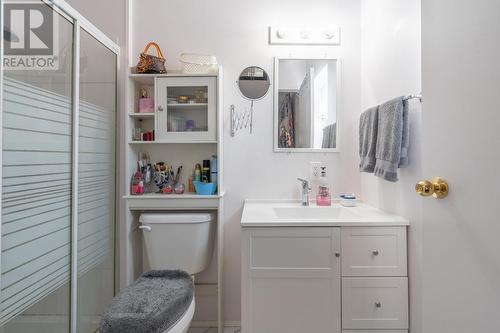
0,1,119,332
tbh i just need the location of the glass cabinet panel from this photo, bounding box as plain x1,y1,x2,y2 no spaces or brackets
156,77,216,141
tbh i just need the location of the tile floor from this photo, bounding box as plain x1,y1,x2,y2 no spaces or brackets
187,328,240,333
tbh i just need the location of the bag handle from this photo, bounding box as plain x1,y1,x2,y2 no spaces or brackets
142,42,165,59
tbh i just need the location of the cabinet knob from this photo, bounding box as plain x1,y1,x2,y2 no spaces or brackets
158,105,164,112
372,250,379,256
335,252,340,257
375,301,382,308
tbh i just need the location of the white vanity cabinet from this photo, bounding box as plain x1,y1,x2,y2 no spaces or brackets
241,204,409,333
241,228,341,333
155,76,217,142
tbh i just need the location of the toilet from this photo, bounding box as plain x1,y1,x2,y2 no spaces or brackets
139,212,216,333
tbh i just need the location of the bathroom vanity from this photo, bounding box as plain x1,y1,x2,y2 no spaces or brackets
241,200,409,333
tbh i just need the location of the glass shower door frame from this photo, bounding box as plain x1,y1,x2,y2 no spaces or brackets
63,2,120,332
0,1,120,332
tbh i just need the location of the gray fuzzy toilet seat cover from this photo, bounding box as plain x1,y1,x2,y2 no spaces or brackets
98,270,194,333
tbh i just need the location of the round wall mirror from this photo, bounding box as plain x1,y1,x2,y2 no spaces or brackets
237,66,270,100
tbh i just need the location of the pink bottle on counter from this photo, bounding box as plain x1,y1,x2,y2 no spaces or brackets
316,167,332,206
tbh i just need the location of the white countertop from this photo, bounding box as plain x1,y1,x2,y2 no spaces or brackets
240,199,409,227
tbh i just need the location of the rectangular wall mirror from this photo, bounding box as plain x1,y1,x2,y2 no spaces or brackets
274,57,340,152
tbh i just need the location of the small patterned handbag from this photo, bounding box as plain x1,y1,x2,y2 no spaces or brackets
136,42,167,74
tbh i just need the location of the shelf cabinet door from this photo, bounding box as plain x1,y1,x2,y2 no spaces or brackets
155,76,217,142
241,227,341,333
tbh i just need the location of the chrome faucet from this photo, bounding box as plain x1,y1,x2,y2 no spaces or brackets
297,178,312,206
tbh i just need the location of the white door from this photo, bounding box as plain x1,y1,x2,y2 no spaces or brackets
241,227,341,333
421,1,500,332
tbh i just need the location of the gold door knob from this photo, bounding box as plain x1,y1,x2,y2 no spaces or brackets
415,177,449,199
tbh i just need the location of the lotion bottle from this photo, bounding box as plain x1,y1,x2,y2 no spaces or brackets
316,167,331,206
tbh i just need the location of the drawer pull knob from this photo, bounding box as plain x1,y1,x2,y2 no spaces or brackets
375,301,382,308
335,252,340,257
372,250,380,256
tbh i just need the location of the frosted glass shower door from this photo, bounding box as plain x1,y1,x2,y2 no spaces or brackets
0,7,74,332
76,29,116,332
0,2,118,332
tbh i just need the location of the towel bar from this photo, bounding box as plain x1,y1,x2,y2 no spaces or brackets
403,93,422,102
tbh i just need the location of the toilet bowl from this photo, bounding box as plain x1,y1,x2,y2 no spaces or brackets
139,212,216,333
162,298,195,333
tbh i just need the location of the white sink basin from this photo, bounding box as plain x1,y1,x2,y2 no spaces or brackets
273,206,360,220
240,200,409,227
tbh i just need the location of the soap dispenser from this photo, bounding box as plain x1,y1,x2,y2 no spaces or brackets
316,167,331,206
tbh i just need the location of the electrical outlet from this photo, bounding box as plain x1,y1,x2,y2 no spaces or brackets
310,162,322,179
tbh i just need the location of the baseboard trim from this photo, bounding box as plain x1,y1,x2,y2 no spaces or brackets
190,321,217,327
190,320,241,328
224,321,241,327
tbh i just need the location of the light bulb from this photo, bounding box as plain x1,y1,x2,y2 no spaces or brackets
276,28,287,39
324,30,335,39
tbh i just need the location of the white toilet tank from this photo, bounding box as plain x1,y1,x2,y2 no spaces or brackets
139,212,215,274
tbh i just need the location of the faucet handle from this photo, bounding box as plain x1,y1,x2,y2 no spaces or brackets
297,178,311,190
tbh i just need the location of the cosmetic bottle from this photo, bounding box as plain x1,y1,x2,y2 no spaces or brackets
188,174,195,193
316,167,331,206
202,160,211,183
211,155,218,185
131,171,144,195
194,164,202,182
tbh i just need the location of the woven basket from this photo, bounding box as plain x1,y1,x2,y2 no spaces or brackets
180,53,218,74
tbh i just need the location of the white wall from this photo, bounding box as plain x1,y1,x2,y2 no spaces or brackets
66,0,126,46
131,0,362,321
360,0,422,332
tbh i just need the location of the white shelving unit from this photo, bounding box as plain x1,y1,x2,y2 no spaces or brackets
167,103,208,107
128,112,154,118
121,68,224,332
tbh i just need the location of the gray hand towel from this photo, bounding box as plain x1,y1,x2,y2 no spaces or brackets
374,97,409,182
359,106,379,172
399,100,410,167
322,123,337,148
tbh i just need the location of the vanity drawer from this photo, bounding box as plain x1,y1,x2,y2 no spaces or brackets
341,227,407,276
342,277,408,330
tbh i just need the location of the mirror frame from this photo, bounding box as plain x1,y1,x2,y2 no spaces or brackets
236,66,271,101
273,56,341,153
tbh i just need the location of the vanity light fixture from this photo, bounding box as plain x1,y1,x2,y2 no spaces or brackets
269,26,341,45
